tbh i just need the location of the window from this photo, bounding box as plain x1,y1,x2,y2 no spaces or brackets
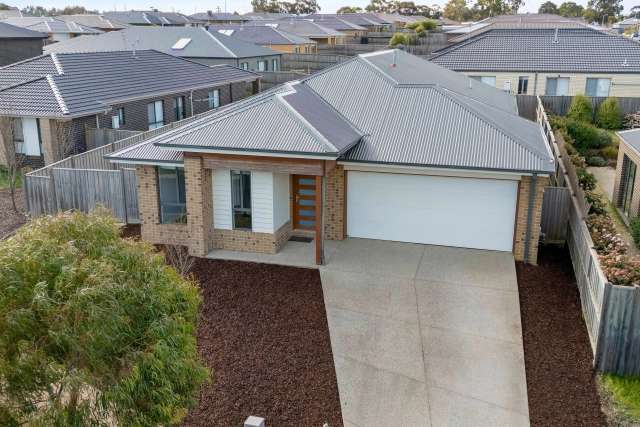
173,96,186,121
208,89,220,109
620,154,637,217
545,77,570,96
470,75,496,87
517,76,529,95
585,78,611,97
158,167,187,224
147,100,164,129
112,107,125,128
231,170,251,229
14,118,41,156
271,58,278,71
257,60,267,72
12,118,23,144
240,62,249,70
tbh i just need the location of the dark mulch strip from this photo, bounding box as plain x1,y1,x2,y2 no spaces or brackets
120,224,141,239
0,188,27,239
517,245,607,427
182,259,343,427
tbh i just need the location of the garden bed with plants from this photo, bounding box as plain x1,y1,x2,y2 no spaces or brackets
550,95,640,287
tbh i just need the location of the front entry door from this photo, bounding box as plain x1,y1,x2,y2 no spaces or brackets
292,175,317,230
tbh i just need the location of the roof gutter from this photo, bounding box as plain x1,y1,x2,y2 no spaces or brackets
153,144,340,160
338,159,554,176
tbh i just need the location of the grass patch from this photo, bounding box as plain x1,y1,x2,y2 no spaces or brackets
602,374,640,422
0,166,22,190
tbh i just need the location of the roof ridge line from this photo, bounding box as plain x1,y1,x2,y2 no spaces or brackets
50,52,64,75
435,86,551,162
0,75,49,93
46,75,69,115
202,28,237,58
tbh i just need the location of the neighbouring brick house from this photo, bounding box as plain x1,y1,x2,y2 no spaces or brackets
613,129,640,221
0,22,47,66
108,50,554,265
0,49,259,168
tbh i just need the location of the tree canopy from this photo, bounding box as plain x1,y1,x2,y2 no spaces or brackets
558,1,584,17
337,5,363,13
584,0,623,23
0,210,207,426
20,5,97,16
251,0,320,13
538,1,559,13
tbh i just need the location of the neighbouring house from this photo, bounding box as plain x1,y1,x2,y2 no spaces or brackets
0,16,101,43
191,11,249,25
613,17,640,34
0,22,47,66
0,50,259,168
308,13,391,32
212,25,317,54
0,6,23,20
613,129,640,221
243,19,347,45
431,27,640,97
106,49,554,265
299,16,368,38
102,11,196,27
44,26,282,71
57,14,129,32
243,12,295,21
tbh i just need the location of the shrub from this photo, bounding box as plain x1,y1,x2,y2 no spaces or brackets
0,210,208,426
586,189,608,215
596,129,613,147
568,94,594,123
601,145,619,160
549,115,568,131
389,33,411,47
596,97,623,130
588,213,627,255
567,119,606,149
576,166,597,191
631,217,640,248
587,156,607,167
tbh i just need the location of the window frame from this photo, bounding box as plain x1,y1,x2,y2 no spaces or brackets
517,76,529,95
240,62,249,70
271,58,278,71
545,77,570,96
208,89,220,109
147,100,164,130
117,107,125,126
470,75,496,87
585,78,611,97
620,154,637,217
173,96,186,121
257,60,267,72
231,170,252,230
157,166,187,224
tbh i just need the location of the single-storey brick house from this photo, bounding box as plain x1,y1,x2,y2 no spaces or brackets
613,129,640,220
0,49,259,167
108,50,554,265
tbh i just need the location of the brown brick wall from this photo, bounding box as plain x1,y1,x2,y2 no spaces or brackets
136,165,192,247
324,165,345,240
613,140,640,219
184,157,213,257
213,221,291,254
513,175,549,265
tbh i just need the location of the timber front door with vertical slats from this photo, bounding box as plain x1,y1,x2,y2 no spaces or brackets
292,175,317,230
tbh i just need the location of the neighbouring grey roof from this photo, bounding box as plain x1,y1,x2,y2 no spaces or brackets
1,16,102,35
0,49,259,118
44,26,279,59
0,8,23,20
102,11,194,26
297,16,367,32
191,12,249,22
618,129,640,155
0,21,47,38
210,25,315,45
57,14,129,30
242,19,345,38
308,13,390,27
243,12,295,20
112,49,553,174
432,28,640,73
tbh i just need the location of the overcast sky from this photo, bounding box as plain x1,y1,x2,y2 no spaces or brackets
9,0,639,16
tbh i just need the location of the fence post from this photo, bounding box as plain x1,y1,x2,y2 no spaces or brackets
49,168,58,214
593,282,612,370
121,169,128,224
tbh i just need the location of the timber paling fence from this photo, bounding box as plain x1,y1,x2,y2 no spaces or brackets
519,95,640,121
24,108,218,223
537,96,640,375
281,53,350,73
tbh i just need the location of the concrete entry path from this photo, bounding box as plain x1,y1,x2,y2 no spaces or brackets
320,239,529,427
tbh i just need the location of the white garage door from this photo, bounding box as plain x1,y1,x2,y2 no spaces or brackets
346,171,518,252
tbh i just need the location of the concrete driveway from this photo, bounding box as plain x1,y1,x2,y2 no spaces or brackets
319,239,529,427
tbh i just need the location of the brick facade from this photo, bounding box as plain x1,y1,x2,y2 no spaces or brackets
613,140,640,220
184,156,213,257
324,165,345,240
513,175,549,265
213,221,292,254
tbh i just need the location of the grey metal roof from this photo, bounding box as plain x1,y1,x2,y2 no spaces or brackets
0,8,22,20
210,25,316,45
432,28,640,73
57,14,129,30
191,12,249,22
0,21,47,38
102,11,194,26
302,50,553,173
308,13,390,27
618,129,640,155
112,49,553,174
241,19,345,38
297,16,367,32
44,26,279,59
1,16,102,35
0,50,259,118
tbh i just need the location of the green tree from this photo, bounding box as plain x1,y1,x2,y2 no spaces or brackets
596,97,623,129
538,1,558,13
366,0,392,12
279,0,321,14
558,1,584,17
472,0,509,19
0,3,10,10
506,0,525,13
251,0,282,13
568,94,594,123
585,0,623,23
0,210,208,426
337,5,363,13
443,0,473,21
629,5,640,18
389,32,413,46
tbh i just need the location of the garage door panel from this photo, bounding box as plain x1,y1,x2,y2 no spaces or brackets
346,171,517,252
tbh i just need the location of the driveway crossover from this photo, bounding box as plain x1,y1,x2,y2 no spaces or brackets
319,239,529,427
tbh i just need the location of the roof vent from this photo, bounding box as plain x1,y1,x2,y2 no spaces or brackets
172,37,192,50
552,28,559,43
218,29,234,36
392,49,398,67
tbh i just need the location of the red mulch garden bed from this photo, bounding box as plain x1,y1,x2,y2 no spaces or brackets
517,245,607,427
182,259,343,427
